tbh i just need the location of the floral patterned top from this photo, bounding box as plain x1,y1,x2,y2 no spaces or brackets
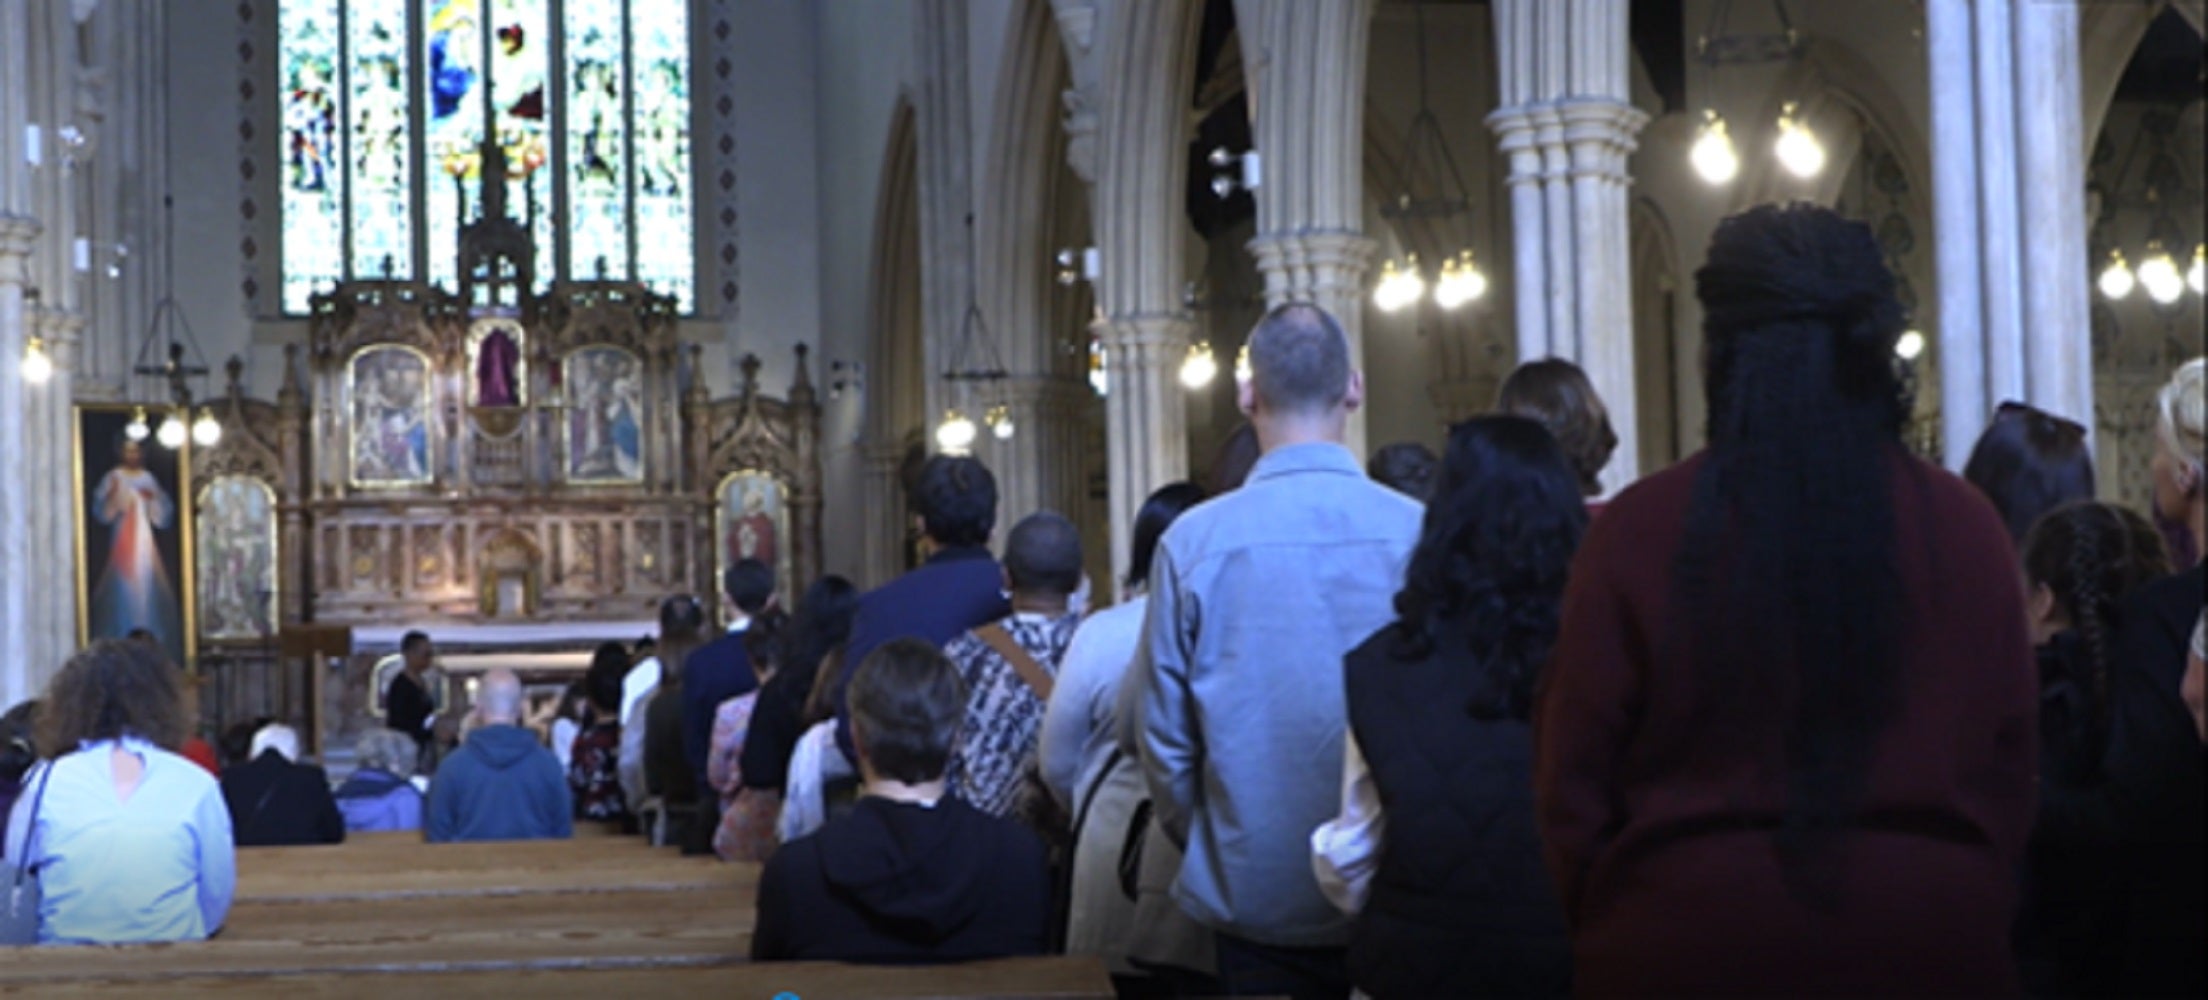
566,721,627,821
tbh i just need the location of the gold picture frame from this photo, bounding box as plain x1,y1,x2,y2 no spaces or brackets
346,343,439,488
714,469,793,612
195,475,280,642
562,344,647,484
74,404,197,667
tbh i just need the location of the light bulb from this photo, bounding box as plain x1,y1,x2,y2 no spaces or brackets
1774,103,1825,179
1895,329,1926,361
1088,341,1109,396
935,409,976,454
21,337,52,384
990,407,1015,440
1234,344,1252,385
1434,252,1489,310
1180,343,1218,390
191,408,223,447
1691,111,1740,185
124,407,151,442
2098,249,2136,301
156,412,188,450
2139,247,2183,305
1373,255,1424,313
2189,244,2205,295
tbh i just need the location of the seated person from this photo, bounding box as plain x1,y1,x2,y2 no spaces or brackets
220,723,345,846
334,727,425,833
752,638,1049,963
426,670,573,842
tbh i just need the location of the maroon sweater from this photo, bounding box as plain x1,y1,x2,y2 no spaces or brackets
1537,451,2037,997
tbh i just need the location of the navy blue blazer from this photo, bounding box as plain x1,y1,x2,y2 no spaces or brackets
682,628,758,800
831,546,1010,760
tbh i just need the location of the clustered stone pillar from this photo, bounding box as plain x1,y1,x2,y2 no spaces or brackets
1485,0,1647,495
0,215,37,706
1926,0,2093,464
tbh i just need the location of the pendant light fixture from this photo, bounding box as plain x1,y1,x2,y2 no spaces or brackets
1372,0,1486,315
1773,101,1827,178
1693,1,1812,186
129,195,222,450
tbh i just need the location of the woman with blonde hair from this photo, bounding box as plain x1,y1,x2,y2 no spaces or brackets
4,640,234,944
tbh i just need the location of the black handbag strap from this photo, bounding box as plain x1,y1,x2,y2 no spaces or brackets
1070,747,1122,843
9,763,55,886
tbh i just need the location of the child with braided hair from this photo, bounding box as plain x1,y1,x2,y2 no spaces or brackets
2014,501,2170,996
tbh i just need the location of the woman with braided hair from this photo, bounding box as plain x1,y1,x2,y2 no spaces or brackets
1536,203,2038,996
2014,501,2168,995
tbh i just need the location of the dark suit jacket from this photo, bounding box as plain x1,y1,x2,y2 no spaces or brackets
221,750,346,847
681,629,756,801
386,671,435,748
832,546,1010,759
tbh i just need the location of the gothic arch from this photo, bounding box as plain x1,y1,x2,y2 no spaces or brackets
1630,196,1686,470
861,100,923,586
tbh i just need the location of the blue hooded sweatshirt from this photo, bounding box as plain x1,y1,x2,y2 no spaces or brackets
426,725,573,842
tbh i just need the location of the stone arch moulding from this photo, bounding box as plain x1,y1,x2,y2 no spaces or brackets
861,98,923,587
2081,1,2206,154
1629,195,1688,470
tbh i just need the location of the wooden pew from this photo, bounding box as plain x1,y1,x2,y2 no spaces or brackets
0,956,1114,998
236,840,751,902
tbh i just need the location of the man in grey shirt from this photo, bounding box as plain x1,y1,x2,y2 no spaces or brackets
1127,303,1422,998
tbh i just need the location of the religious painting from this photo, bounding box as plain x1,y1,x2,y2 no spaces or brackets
563,346,644,482
196,476,279,643
348,345,436,486
716,471,791,607
467,317,527,407
75,406,194,667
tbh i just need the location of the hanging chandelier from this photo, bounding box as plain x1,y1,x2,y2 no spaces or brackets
937,298,1014,453
126,196,222,450
1692,1,1822,186
2090,108,2202,306
1372,0,1486,315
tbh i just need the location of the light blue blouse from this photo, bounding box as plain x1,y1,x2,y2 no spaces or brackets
5,736,236,944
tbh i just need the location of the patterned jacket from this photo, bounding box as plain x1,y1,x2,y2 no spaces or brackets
944,611,1081,817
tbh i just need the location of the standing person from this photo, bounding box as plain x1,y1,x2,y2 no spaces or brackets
2040,355,2206,997
738,575,861,801
830,455,1012,763
943,511,1085,818
568,643,631,823
2013,502,2169,995
620,596,706,815
1962,400,2097,547
1130,303,1422,999
1537,203,2037,996
1494,357,1619,502
1364,442,1438,502
426,669,573,842
1311,416,1585,998
681,559,776,852
5,640,235,944
219,723,344,846
1037,481,1207,985
385,631,439,756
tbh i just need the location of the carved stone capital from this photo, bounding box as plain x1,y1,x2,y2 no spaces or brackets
1247,229,1377,304
0,215,42,285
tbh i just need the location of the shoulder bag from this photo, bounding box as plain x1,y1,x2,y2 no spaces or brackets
2,762,56,944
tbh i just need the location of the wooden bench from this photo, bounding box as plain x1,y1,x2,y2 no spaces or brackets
0,956,1113,998
236,840,751,902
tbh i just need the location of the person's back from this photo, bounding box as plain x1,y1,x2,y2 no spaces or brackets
427,670,572,842
221,749,345,846
334,767,423,833
754,638,1048,963
1133,304,1422,973
946,512,1085,817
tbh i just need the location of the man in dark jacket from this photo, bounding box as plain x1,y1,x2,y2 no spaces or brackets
681,558,775,851
829,456,1011,762
385,631,439,754
752,638,1048,963
427,669,573,842
220,723,345,846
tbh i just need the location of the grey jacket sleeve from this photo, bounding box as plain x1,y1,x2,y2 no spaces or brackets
1133,543,1201,848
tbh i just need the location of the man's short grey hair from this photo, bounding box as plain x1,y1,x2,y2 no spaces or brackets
1246,303,1352,415
355,726,418,779
478,669,525,723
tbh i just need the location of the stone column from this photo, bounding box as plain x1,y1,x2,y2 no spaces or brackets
0,214,39,706
1485,0,1647,494
1241,0,1379,455
30,307,80,678
1927,0,2093,463
1098,312,1191,586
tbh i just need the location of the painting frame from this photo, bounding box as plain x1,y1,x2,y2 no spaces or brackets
345,343,439,489
465,315,529,408
714,469,793,613
74,404,196,667
195,475,280,643
562,344,647,484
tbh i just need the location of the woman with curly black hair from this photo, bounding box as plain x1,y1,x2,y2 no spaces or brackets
1311,415,1585,999
1536,203,2037,996
2014,501,2168,996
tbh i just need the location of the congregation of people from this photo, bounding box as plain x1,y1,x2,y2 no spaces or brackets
0,204,2203,998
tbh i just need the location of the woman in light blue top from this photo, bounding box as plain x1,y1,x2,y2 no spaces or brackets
4,640,235,945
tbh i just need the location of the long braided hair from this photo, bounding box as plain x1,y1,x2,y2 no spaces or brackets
2022,501,2171,723
1678,203,1912,894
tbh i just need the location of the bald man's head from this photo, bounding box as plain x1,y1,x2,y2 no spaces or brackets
1245,303,1352,418
478,669,525,725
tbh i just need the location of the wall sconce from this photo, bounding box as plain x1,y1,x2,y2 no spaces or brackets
1054,246,1101,286
1206,147,1262,199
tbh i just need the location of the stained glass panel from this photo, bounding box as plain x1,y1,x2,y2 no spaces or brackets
280,0,344,312
347,0,412,281
566,0,628,282
490,0,553,290
425,0,485,290
630,4,693,310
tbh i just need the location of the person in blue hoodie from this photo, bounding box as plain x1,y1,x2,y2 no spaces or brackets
751,638,1048,963
426,669,572,842
335,726,425,833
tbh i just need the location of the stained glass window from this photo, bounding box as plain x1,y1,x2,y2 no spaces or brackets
279,0,696,312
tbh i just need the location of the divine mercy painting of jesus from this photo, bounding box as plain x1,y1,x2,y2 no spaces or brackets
75,405,193,666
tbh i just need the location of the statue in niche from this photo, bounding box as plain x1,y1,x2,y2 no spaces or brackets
475,325,521,406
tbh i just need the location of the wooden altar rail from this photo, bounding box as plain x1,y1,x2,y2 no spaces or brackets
0,834,1110,998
